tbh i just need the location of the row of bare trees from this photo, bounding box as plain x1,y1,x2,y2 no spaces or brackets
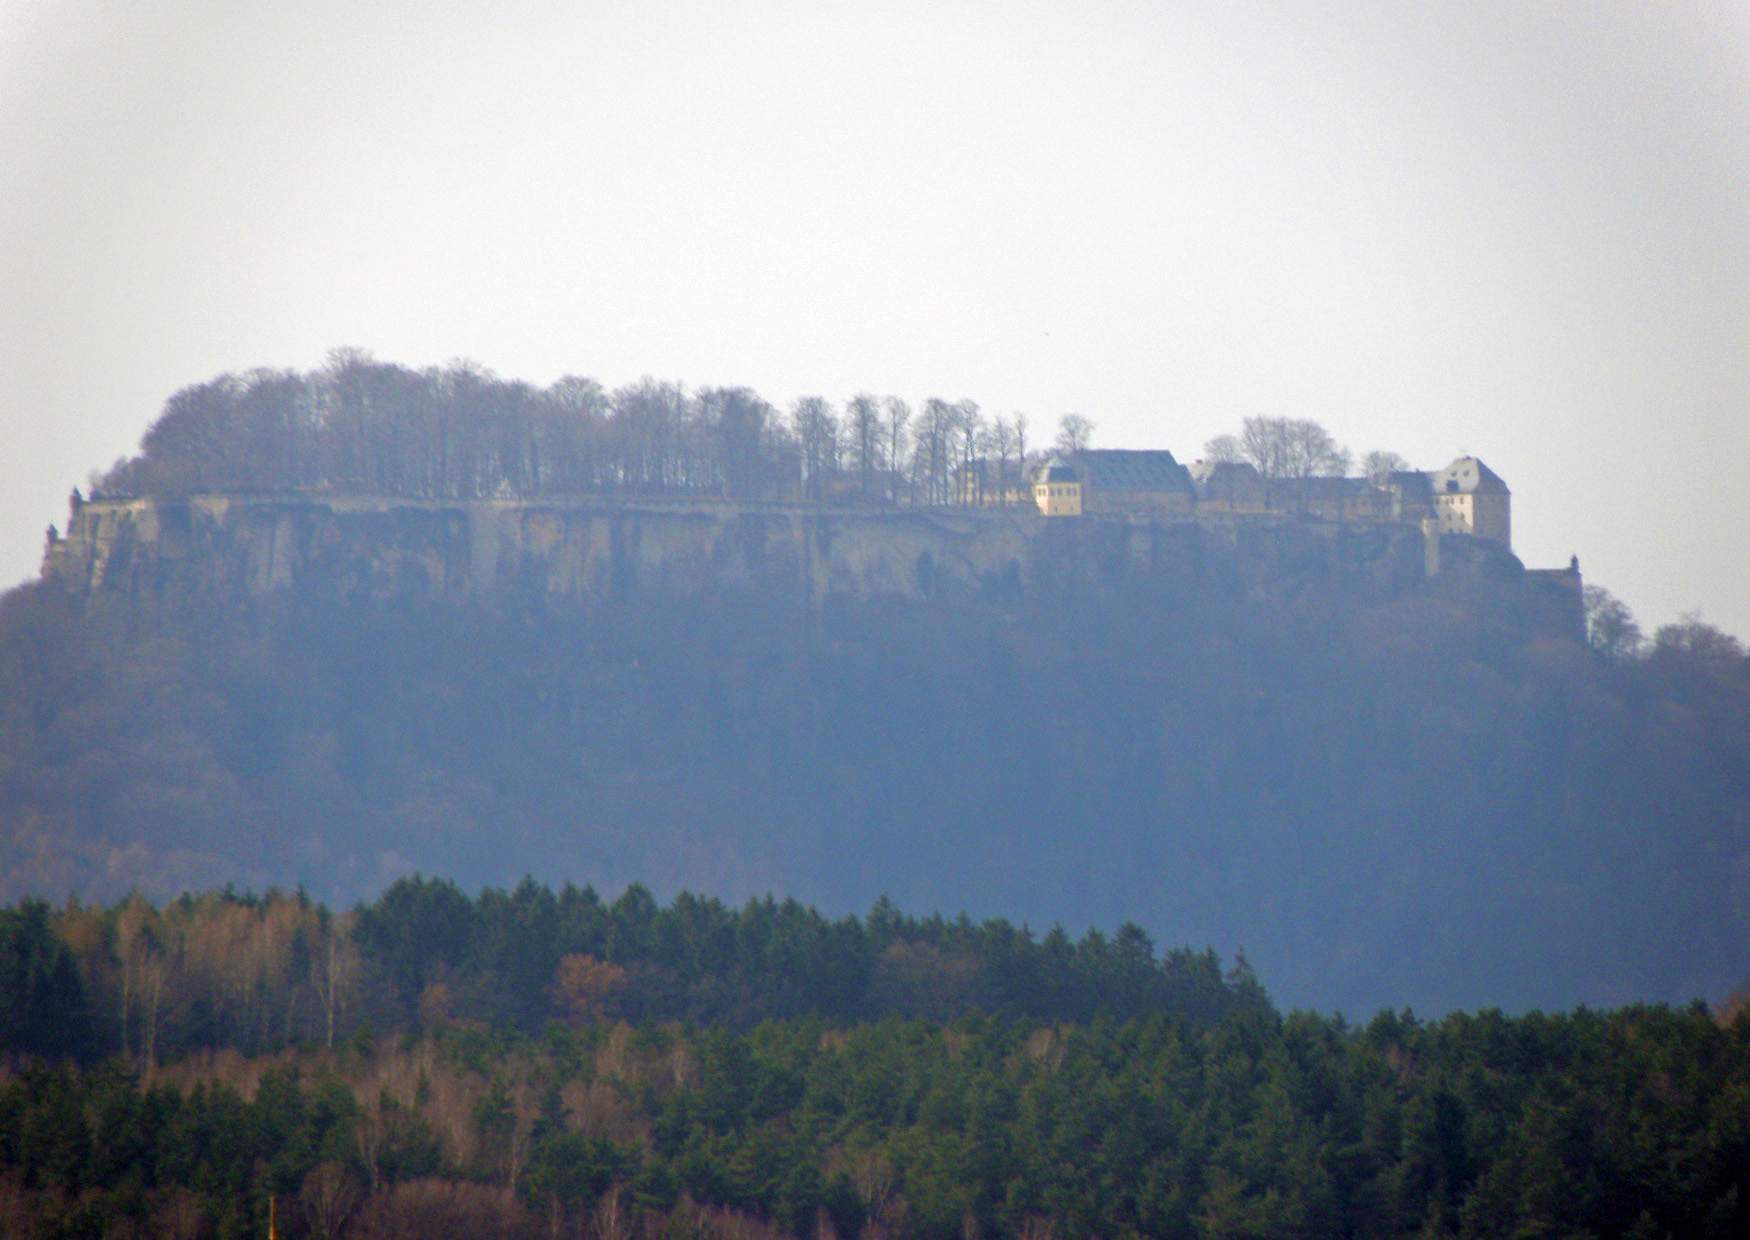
97,351,1095,509
97,353,1471,514
1203,416,1429,490
55,891,363,1076
1202,415,1356,480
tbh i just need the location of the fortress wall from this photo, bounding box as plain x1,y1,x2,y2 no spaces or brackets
42,493,1529,618
46,496,1049,604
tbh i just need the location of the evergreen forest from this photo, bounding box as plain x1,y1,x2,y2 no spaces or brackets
1,885,1747,1239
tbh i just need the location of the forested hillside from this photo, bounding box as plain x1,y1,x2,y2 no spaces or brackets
1,888,1747,1239
0,885,1271,1063
4,546,1745,1015
3,359,1748,1015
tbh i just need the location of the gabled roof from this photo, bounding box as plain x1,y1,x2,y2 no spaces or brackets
1187,460,1260,485
957,457,1024,483
1033,456,1080,484
1188,460,1265,500
1069,449,1194,494
1297,475,1370,499
1384,470,1433,501
1428,456,1509,495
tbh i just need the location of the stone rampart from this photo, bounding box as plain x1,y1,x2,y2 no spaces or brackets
41,492,1543,620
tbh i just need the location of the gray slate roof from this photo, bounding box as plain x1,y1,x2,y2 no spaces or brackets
1033,457,1080,484
1428,456,1509,495
1187,459,1259,484
1069,449,1195,494
1386,470,1433,502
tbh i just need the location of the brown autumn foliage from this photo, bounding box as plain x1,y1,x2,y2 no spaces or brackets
869,940,981,1020
0,1175,31,1240
348,1179,541,1240
299,1161,364,1240
44,890,369,1071
550,953,629,1025
664,1195,798,1240
418,980,456,1027
1716,980,1750,1028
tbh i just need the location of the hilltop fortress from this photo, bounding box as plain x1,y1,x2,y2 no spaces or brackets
41,447,1581,638
35,358,1582,629
975,449,1512,550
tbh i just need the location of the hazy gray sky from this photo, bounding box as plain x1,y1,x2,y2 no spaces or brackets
4,1,1747,636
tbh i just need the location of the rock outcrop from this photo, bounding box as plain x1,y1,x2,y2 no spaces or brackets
42,492,1570,628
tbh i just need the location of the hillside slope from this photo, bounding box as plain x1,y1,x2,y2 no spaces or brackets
3,484,1744,1015
6,356,1747,1014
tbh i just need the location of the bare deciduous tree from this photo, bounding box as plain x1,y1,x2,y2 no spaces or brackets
1202,434,1243,464
300,1162,363,1240
884,397,912,503
313,910,361,1050
1237,416,1347,480
1584,585,1643,660
1651,612,1743,667
980,417,1017,504
792,397,839,501
1054,414,1094,455
1362,450,1410,480
847,394,883,498
916,399,958,506
1238,417,1290,478
955,399,983,500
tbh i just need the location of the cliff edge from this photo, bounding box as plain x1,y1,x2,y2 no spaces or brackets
38,491,1574,622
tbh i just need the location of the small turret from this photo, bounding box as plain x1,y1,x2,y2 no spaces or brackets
1031,456,1083,516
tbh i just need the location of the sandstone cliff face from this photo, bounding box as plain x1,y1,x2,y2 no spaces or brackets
42,492,1533,612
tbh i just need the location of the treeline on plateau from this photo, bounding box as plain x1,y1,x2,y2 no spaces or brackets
78,353,1417,522
88,352,1051,508
2,978,1748,1240
0,885,1270,1067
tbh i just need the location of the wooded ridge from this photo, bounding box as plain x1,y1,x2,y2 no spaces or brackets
2,885,1747,1239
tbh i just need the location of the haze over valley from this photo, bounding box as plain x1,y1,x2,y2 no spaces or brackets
4,7,1750,1235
